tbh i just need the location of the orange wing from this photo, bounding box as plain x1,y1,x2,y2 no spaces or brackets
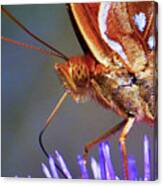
70,2,157,73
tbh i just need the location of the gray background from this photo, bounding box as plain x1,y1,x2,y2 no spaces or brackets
1,4,156,179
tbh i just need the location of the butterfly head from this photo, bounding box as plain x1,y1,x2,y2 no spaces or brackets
55,56,90,102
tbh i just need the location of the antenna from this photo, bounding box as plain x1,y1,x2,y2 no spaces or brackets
1,6,69,60
1,36,66,58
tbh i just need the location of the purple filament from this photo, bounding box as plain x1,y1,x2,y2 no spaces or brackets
48,155,59,178
91,157,101,179
77,155,89,179
144,135,151,180
41,163,52,178
99,142,106,179
128,155,138,180
55,150,72,179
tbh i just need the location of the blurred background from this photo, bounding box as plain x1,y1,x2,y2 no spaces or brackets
1,4,157,179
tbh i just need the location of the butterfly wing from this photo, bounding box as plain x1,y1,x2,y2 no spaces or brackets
70,2,157,73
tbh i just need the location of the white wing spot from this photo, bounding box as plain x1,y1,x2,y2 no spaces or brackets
98,2,128,64
147,35,155,49
133,12,146,32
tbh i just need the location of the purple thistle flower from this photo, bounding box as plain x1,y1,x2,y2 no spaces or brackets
41,135,152,180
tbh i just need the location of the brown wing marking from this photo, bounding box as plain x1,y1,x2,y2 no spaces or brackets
105,2,149,73
70,2,157,74
70,3,114,67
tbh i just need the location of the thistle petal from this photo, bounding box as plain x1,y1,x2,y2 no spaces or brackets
128,155,138,180
55,150,72,179
41,163,52,178
77,155,89,179
99,143,106,179
91,157,101,179
103,142,116,180
144,135,151,180
49,155,59,178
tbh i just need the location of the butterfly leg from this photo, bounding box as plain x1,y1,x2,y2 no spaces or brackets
83,119,127,162
119,117,135,180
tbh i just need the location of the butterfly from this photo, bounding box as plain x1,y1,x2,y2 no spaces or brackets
60,2,157,179
1,1,157,180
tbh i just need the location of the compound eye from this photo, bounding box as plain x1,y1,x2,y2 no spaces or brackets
72,64,89,88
